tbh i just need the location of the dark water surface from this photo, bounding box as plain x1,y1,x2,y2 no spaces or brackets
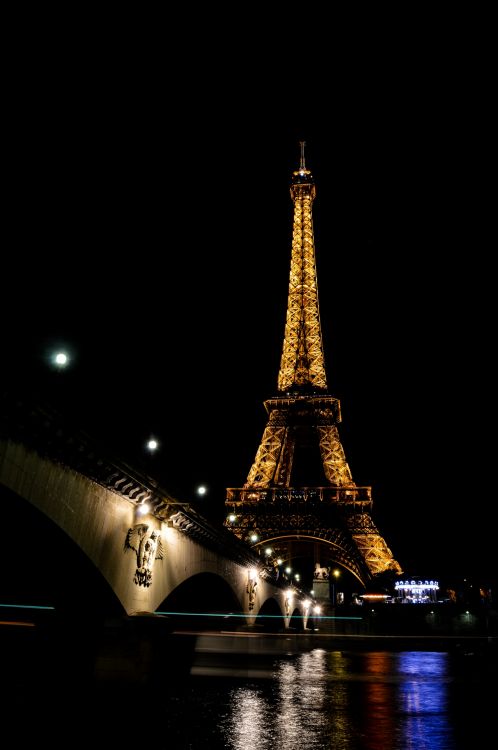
157,642,495,750
3,625,496,749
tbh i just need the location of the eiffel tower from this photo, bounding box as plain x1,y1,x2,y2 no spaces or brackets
226,143,401,588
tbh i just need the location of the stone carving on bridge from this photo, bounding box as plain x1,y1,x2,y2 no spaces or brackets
314,563,330,580
125,524,163,587
246,568,258,610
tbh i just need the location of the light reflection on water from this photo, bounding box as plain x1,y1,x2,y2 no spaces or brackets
222,650,352,750
197,648,459,750
3,626,495,748
395,652,452,750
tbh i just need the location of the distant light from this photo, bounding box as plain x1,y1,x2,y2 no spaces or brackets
196,485,207,496
146,439,159,452
265,547,272,556
361,593,389,600
333,569,341,579
303,600,311,609
53,352,69,367
137,503,150,515
313,605,321,615
294,574,300,581
310,590,315,597
250,533,259,543
395,581,439,591
285,567,292,574
276,558,283,566
228,514,236,523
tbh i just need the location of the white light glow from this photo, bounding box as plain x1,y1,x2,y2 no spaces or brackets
55,352,68,365
196,485,207,496
52,351,69,368
248,568,257,581
265,547,272,556
228,514,236,523
137,503,150,515
250,533,258,543
395,580,439,591
146,439,158,452
313,605,321,614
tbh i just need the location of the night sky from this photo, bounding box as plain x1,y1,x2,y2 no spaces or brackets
3,23,495,585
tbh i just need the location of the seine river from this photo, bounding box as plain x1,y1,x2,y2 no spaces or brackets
3,623,496,750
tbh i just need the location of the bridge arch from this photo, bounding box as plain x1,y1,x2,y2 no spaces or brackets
0,484,124,620
255,533,370,587
156,572,243,630
255,596,285,632
1,436,310,622
290,606,305,632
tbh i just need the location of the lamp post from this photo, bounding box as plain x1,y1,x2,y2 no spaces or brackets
332,569,340,606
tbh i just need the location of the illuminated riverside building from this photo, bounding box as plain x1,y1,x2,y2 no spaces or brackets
394,579,440,603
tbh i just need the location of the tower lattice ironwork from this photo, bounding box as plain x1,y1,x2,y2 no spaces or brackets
225,144,401,586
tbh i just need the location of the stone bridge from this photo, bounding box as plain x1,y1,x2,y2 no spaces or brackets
0,395,312,630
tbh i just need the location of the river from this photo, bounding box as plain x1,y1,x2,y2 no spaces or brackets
3,621,496,749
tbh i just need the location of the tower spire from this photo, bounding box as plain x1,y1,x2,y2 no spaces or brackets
299,140,306,170
277,146,327,392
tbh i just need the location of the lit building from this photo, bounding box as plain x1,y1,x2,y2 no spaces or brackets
394,579,440,603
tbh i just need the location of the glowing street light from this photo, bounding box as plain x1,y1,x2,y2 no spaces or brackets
196,485,207,496
332,568,341,606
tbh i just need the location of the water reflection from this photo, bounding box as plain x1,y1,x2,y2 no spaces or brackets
217,648,456,750
359,652,396,750
226,689,269,749
223,650,345,750
395,652,452,750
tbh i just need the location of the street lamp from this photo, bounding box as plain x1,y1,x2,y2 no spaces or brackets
332,568,341,606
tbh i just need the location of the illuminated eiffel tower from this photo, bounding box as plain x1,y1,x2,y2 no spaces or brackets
225,143,402,587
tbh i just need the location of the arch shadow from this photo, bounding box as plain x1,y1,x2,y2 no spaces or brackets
157,572,243,631
0,486,124,621
289,606,305,632
255,596,285,632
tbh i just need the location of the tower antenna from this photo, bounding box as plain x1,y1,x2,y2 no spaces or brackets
299,140,306,170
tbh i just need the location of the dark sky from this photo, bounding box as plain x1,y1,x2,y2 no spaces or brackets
3,22,495,583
